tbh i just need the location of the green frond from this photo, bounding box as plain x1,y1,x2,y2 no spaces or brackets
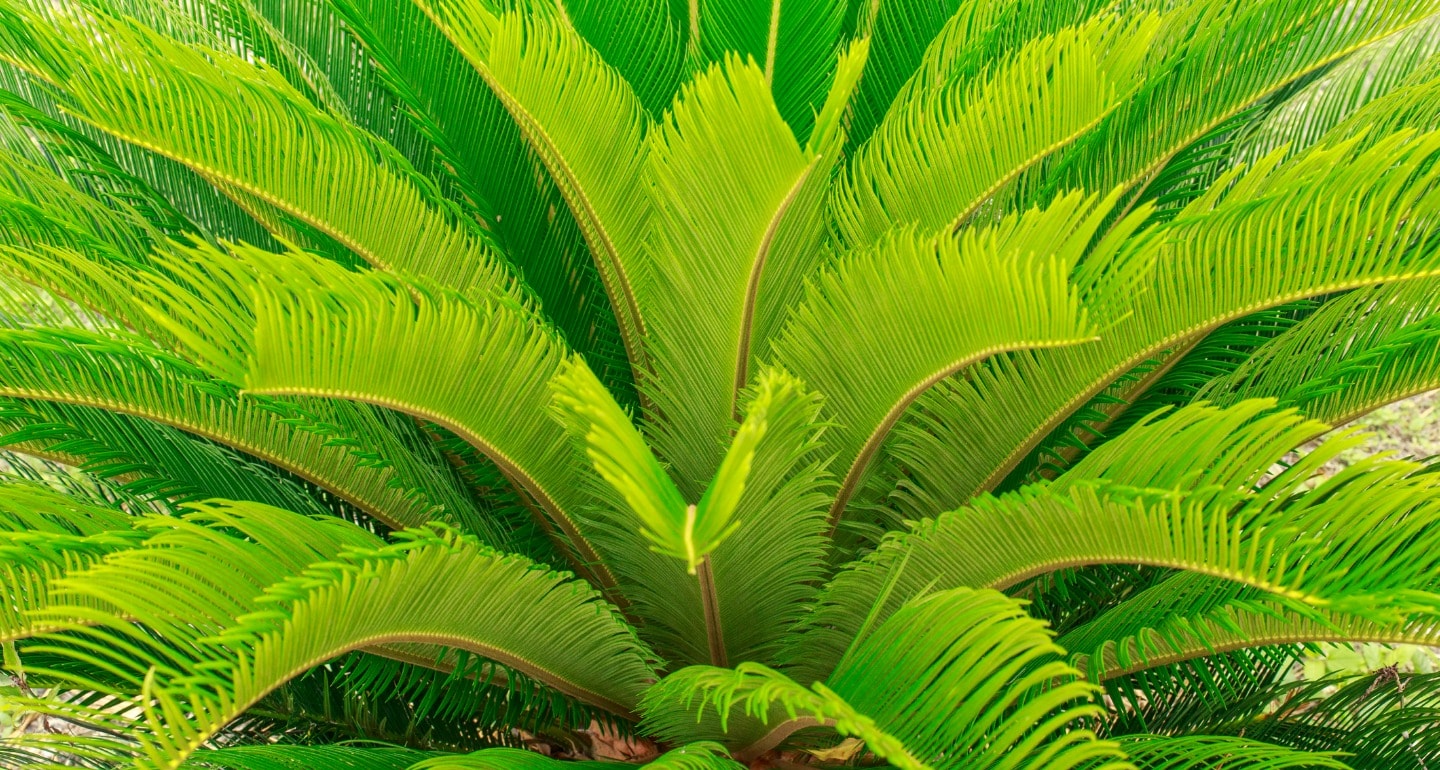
890,128,1440,521
0,325,490,537
0,398,335,519
0,1,521,300
795,401,1440,683
1117,735,1350,769
327,0,633,399
1317,51,1440,148
237,259,621,589
21,501,654,768
831,12,1155,250
554,362,827,666
0,64,276,252
1014,300,1317,484
644,587,1127,769
771,189,1111,528
179,745,425,770
636,52,825,494
0,483,144,642
415,4,653,375
690,0,846,141
407,743,739,770
1040,0,1437,201
1236,15,1440,164
843,0,1111,152
555,0,686,117
1059,572,1440,684
701,370,831,667
1199,280,1440,429
551,361,694,568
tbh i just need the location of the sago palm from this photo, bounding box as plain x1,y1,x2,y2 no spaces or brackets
2,0,1440,767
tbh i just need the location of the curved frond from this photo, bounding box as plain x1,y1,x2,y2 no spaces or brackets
23,501,655,768
1060,572,1440,683
1236,14,1440,163
407,743,738,770
831,13,1154,250
328,0,631,397
0,398,334,519
771,190,1111,528
415,4,653,375
794,401,1440,682
844,0,1111,152
179,745,424,770
643,587,1126,769
1040,0,1437,201
1198,280,1440,429
890,129,1440,521
239,260,637,592
0,326,486,537
1118,735,1349,769
0,2,521,300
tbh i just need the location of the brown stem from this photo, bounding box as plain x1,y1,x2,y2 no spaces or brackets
697,554,727,668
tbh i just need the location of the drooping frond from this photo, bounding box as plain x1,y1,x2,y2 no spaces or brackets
1117,735,1350,770
644,587,1127,769
236,260,614,584
1059,571,1440,684
1039,0,1437,201
0,483,144,642
327,0,631,398
794,400,1440,682
772,189,1114,528
1198,279,1440,429
415,4,654,374
20,500,655,768
0,326,494,537
0,2,524,302
1236,14,1440,164
0,398,334,519
890,128,1440,522
830,12,1154,250
407,743,739,770
843,0,1112,152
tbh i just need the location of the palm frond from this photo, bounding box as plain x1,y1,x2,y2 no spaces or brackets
178,745,425,770
1199,280,1440,429
328,0,633,399
0,1,522,300
794,400,1440,683
237,256,623,592
1118,734,1350,769
771,189,1112,530
415,4,653,376
1236,14,1440,164
831,11,1154,250
1039,0,1437,201
407,743,739,770
690,0,846,141
889,128,1440,522
644,587,1126,769
21,501,655,767
0,325,490,538
636,51,839,494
